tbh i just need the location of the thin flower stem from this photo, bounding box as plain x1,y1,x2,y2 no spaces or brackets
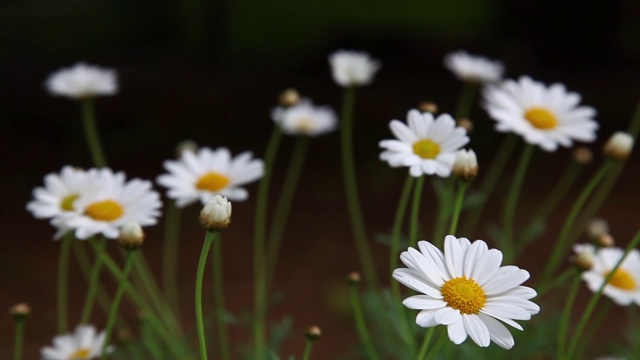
340,87,378,289
57,232,73,333
212,234,231,360
140,316,164,359
501,143,534,263
557,275,582,359
266,136,309,288
454,82,478,120
101,250,136,360
254,126,283,360
409,176,425,247
196,231,216,360
80,237,108,324
448,181,468,235
349,283,380,360
301,339,314,360
13,319,25,360
81,99,107,168
581,300,611,347
432,179,454,247
565,228,640,360
537,267,577,298
416,328,435,360
627,98,640,138
539,161,613,286
424,328,447,360
162,201,182,321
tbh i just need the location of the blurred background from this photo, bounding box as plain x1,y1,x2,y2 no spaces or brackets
2,0,640,358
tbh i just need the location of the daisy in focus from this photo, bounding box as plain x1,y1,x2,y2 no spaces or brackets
41,324,112,360
157,146,264,207
444,51,504,83
483,76,598,151
272,98,337,137
328,50,380,87
379,110,469,177
45,63,118,99
393,235,540,349
582,247,640,306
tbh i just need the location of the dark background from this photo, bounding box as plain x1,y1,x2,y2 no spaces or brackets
2,0,640,358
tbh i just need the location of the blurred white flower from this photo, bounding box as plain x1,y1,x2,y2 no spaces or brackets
272,99,337,136
444,51,504,83
41,324,112,360
582,247,640,306
200,195,232,231
572,243,597,270
27,166,94,220
45,63,117,99
328,50,380,87
452,149,478,180
604,131,634,161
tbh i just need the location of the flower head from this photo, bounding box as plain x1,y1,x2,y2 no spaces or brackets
571,243,596,270
41,324,112,360
45,63,117,99
582,247,640,306
452,149,478,181
393,235,539,349
118,222,145,250
379,110,469,177
328,50,380,87
604,131,634,161
27,166,95,221
157,146,264,207
272,99,337,137
483,76,598,151
444,51,504,83
200,195,232,232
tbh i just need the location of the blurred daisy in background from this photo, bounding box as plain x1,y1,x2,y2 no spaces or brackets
27,166,94,221
582,247,640,306
328,50,380,87
45,63,118,99
272,98,337,137
41,324,112,360
444,51,504,83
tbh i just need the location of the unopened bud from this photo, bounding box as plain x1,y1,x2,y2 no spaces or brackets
418,101,438,114
571,243,596,270
452,149,478,181
597,233,615,247
457,118,474,133
279,88,300,107
200,195,232,232
9,303,31,321
572,147,593,164
305,325,321,342
586,218,609,240
604,132,633,161
347,272,361,285
175,140,199,157
118,222,144,250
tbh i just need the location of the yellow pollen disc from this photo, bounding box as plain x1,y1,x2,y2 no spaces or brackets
441,277,486,314
68,348,91,360
85,200,124,221
604,268,637,291
60,194,79,211
296,118,315,133
412,139,441,159
524,107,558,130
195,172,230,192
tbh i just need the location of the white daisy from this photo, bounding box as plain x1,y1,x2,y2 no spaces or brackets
328,50,380,87
27,166,94,220
271,99,337,137
582,247,640,306
40,324,112,360
452,149,479,180
571,243,597,270
61,168,162,240
379,110,469,177
444,51,504,83
483,76,598,151
157,146,264,207
393,235,540,349
45,63,118,99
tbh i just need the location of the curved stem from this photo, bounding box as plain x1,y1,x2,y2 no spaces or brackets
80,237,108,324
57,232,73,333
13,319,25,360
212,234,231,360
409,176,425,248
557,275,582,359
416,328,435,360
196,231,216,360
349,284,380,360
301,339,314,360
432,179,454,247
448,182,468,235
81,99,107,168
424,329,447,360
162,202,182,320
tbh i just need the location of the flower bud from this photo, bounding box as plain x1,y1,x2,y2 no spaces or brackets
347,272,361,285
305,325,321,342
452,149,478,181
418,101,438,114
118,222,144,250
586,218,609,241
456,118,474,133
572,146,593,164
200,195,232,232
571,243,596,270
604,131,633,161
175,140,199,157
278,88,301,107
597,233,615,247
9,303,31,321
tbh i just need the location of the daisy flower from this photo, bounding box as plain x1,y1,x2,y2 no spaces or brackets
393,235,540,349
483,76,598,151
328,50,380,87
157,146,264,207
379,110,469,177
571,243,596,270
582,247,640,306
61,168,162,240
27,166,94,220
45,63,118,99
444,51,504,83
272,99,337,137
41,324,112,360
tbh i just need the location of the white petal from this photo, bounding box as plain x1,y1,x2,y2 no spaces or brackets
403,295,447,310
435,307,462,325
463,314,491,347
477,313,515,349
447,318,467,344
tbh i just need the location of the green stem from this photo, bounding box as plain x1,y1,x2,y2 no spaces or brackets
454,82,478,120
501,143,534,263
212,234,231,360
433,179,454,247
80,237,108,324
302,339,314,360
627,98,640,137
13,320,25,360
409,176,425,247
140,316,164,359
537,268,577,298
81,99,107,167
416,328,435,360
424,329,447,360
557,275,582,359
101,251,136,360
196,231,216,360
57,232,73,333
448,182,468,235
266,136,309,288
254,127,283,360
162,202,182,320
539,161,613,286
349,284,380,360
581,300,611,351
340,86,378,289
565,228,640,360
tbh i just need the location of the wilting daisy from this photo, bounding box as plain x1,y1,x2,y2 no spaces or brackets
328,50,380,87
45,63,118,99
41,324,112,360
582,247,640,306
444,51,504,83
483,76,598,151
27,166,94,220
379,110,469,177
272,99,337,136
157,146,264,207
393,236,540,349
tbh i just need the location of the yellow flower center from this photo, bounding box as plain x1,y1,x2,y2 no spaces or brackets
441,277,486,314
524,107,558,130
604,268,637,291
195,172,230,192
60,194,80,211
296,118,315,133
412,139,441,159
85,200,124,221
68,348,91,360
